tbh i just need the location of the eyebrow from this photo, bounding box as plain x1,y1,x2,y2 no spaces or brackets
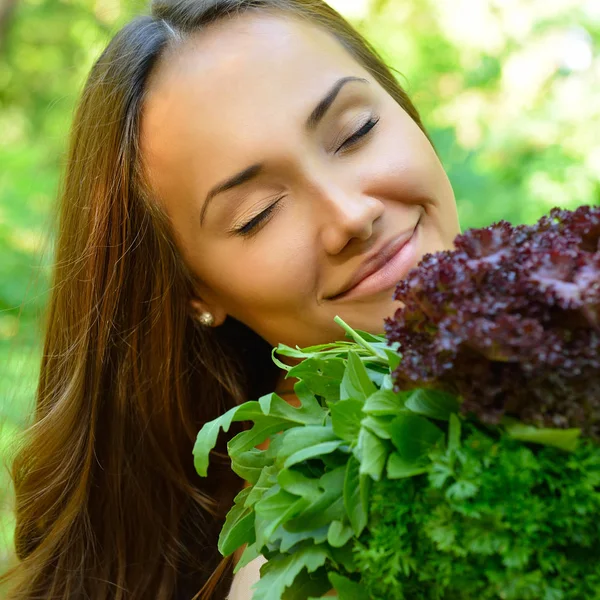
200,75,369,226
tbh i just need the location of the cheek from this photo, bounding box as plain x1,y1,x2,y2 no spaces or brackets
203,235,317,307
361,110,449,203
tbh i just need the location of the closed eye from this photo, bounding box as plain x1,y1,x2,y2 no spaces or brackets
336,115,380,153
232,197,284,237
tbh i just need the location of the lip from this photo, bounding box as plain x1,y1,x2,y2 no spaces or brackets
326,221,421,301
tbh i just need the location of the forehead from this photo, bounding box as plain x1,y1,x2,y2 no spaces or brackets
140,12,370,199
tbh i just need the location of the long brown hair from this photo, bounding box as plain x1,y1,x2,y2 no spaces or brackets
1,1,428,598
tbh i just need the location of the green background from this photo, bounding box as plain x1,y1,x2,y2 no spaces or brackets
1,0,599,589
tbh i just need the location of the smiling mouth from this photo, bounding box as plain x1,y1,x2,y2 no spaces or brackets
326,220,421,302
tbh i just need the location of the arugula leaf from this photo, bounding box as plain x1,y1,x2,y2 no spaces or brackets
255,488,311,548
356,427,389,481
259,392,325,426
340,351,378,401
277,468,321,497
389,412,445,463
284,441,346,469
330,399,363,443
383,347,402,371
328,572,369,600
281,567,331,599
231,448,271,485
404,388,461,421
229,393,329,468
387,452,430,479
343,457,370,536
218,487,256,556
229,420,298,457
287,357,346,401
274,425,339,467
246,465,279,508
285,468,346,532
276,524,329,553
503,418,581,452
193,402,266,477
327,520,354,548
361,415,393,440
363,388,408,416
252,544,329,600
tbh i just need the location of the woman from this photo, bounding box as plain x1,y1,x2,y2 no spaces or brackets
2,0,461,598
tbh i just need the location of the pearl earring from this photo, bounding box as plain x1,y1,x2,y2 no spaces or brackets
198,312,215,327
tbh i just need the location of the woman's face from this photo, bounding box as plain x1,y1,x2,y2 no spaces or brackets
141,11,460,348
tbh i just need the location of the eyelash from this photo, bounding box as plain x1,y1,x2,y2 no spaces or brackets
336,115,380,152
233,115,380,237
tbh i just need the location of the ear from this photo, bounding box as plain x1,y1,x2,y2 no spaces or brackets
189,296,228,327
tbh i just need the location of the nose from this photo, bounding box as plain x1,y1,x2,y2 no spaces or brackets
313,180,385,255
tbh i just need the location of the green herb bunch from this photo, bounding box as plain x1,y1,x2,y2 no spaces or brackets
194,206,600,599
194,318,600,600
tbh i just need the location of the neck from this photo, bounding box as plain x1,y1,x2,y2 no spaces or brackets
274,370,299,404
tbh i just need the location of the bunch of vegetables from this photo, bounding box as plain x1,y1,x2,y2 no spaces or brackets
194,205,600,600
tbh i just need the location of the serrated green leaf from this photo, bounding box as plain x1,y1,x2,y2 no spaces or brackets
327,520,354,547
252,544,329,600
231,448,271,484
387,452,430,479
281,567,331,599
276,524,329,553
283,440,346,469
404,388,460,421
255,487,305,521
389,412,444,462
340,351,377,401
429,460,454,488
222,392,328,461
229,420,297,457
274,425,339,468
328,572,368,600
287,357,346,401
255,488,311,548
344,457,370,536
292,379,322,407
259,392,325,426
356,427,388,481
285,467,346,532
246,465,279,508
218,487,256,556
330,399,363,443
277,468,321,497
193,401,265,477
363,389,407,416
328,542,357,573
446,479,479,500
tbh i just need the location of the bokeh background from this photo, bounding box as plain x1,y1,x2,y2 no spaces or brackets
1,0,599,590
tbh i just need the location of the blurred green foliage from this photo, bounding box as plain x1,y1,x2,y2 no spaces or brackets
0,0,598,591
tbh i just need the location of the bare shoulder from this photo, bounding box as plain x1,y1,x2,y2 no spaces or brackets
227,556,267,600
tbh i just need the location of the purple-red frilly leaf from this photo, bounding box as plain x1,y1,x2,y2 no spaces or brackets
384,205,600,440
